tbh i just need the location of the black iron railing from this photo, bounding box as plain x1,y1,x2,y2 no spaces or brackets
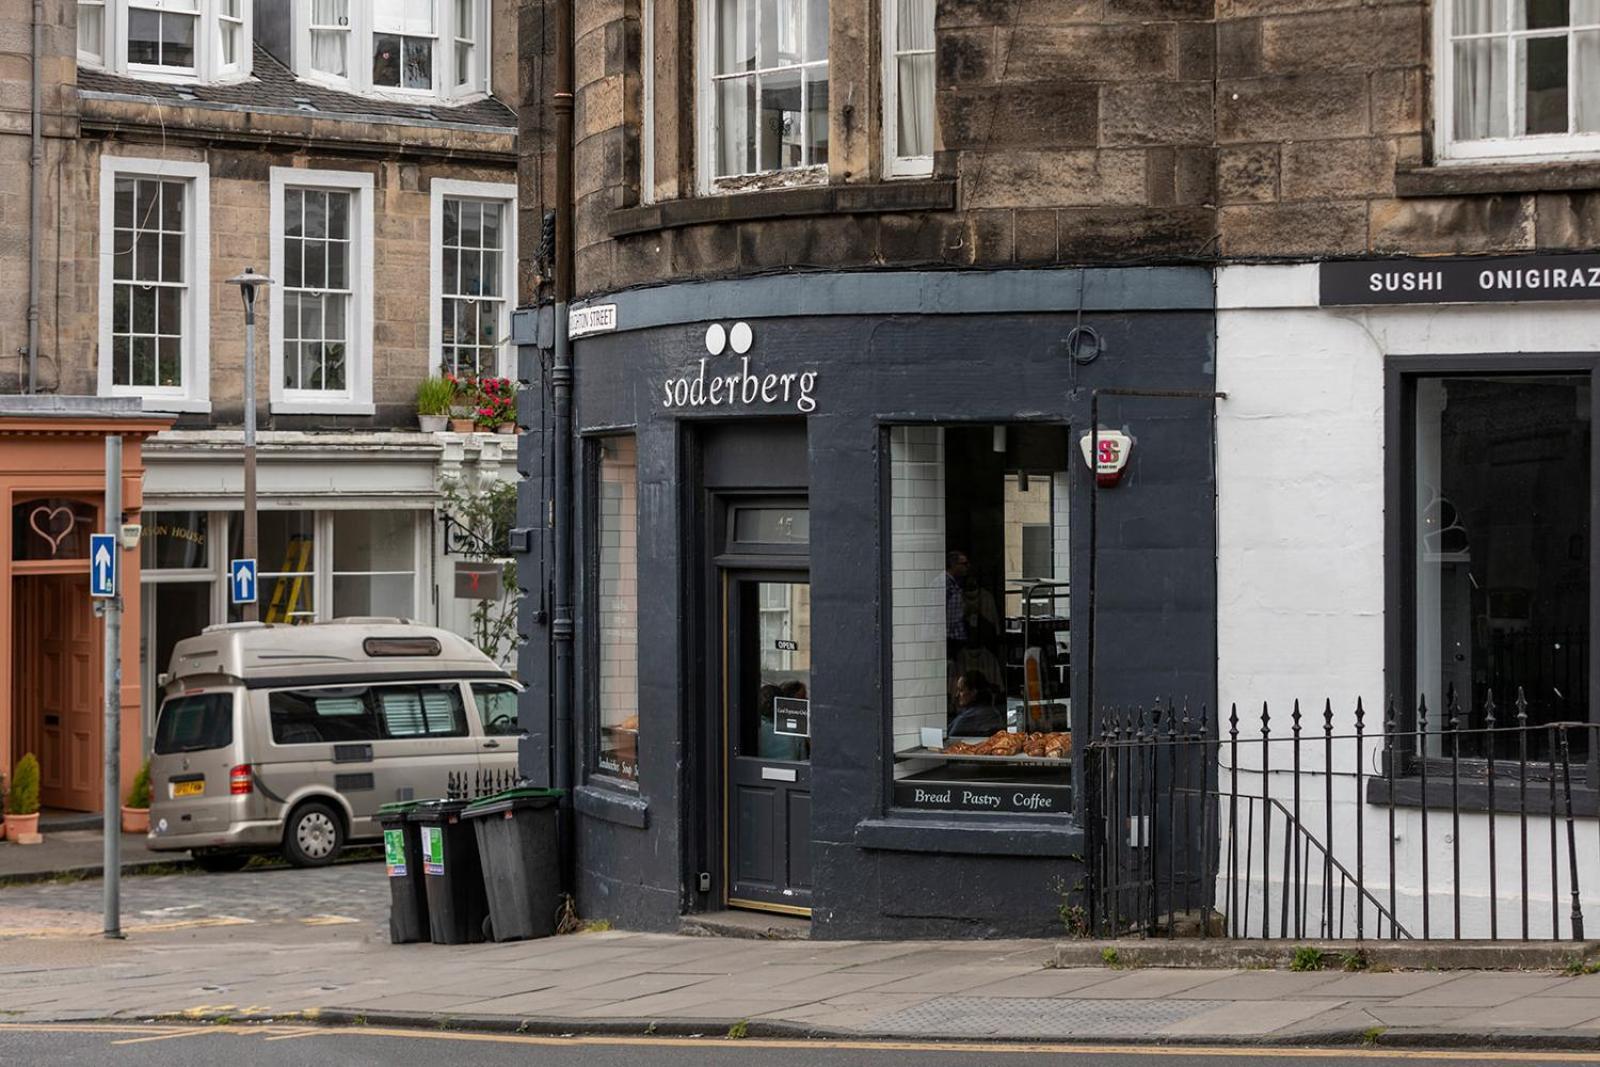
1083,693,1600,941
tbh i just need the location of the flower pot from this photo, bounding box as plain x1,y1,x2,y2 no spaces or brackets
418,414,448,433
121,806,149,834
449,417,477,433
495,423,516,435
4,812,39,843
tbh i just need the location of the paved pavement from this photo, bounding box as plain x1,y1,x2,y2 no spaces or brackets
3,863,1600,1048
3,1024,1598,1066
0,831,178,882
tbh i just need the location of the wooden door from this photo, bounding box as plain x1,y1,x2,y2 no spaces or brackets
15,576,101,812
725,575,813,915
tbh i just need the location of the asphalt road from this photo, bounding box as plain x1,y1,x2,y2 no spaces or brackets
1,1025,1595,1067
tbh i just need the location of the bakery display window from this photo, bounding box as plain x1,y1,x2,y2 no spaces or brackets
594,435,640,784
888,424,1073,814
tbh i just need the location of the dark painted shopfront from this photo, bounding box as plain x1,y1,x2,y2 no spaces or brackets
515,268,1218,938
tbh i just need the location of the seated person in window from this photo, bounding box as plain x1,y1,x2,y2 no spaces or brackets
948,670,1005,738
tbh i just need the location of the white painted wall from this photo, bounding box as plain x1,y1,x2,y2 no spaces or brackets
890,425,948,752
1215,264,1600,938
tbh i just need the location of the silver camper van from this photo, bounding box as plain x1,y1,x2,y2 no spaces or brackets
146,620,520,871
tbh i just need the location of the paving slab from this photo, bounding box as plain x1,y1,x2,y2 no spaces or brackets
1463,995,1600,1030
864,965,1044,996
938,968,1120,999
1388,973,1572,1008
1171,970,1348,1000
1157,998,1353,1037
1066,968,1240,999
1288,972,1457,998
1364,1005,1482,1028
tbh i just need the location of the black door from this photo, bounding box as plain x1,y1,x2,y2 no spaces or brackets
725,573,812,913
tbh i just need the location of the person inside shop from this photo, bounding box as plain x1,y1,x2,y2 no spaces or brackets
948,670,1006,738
945,549,971,662
757,682,809,761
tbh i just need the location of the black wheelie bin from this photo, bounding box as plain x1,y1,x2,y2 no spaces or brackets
463,787,563,942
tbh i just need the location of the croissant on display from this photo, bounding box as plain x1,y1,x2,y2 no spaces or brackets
940,729,1072,759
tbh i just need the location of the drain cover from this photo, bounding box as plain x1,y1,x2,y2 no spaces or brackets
873,996,1231,1038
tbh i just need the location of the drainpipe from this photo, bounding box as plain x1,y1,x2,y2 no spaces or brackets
551,0,576,866
25,0,44,392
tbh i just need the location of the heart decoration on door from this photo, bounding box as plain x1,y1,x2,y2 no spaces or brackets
28,505,77,557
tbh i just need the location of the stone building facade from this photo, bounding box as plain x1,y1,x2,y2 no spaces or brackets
516,0,1600,939
1,0,524,812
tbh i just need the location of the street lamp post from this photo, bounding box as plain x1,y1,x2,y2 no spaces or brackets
227,268,273,623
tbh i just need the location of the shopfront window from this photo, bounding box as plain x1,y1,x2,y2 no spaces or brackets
889,425,1074,814
595,436,639,784
1411,375,1591,759
141,510,209,570
332,510,417,618
230,511,317,624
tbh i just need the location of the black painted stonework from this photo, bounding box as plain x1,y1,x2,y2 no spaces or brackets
519,268,1217,940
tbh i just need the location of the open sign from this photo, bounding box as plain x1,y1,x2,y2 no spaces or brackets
1079,429,1134,487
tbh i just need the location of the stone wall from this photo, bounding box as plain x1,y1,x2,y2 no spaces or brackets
519,0,1600,302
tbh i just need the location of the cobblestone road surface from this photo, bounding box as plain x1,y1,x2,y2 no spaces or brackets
0,859,387,937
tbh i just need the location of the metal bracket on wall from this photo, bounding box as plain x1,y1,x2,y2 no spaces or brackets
441,512,509,558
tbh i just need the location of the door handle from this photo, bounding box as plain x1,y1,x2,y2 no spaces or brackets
482,740,501,749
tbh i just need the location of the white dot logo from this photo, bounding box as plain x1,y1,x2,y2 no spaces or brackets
705,323,727,355
729,321,753,354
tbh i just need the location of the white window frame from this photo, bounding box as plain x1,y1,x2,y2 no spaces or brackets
293,0,490,104
1435,4,1600,163
97,155,212,414
269,167,376,416
78,0,109,68
80,0,253,83
696,0,831,194
429,178,518,381
882,0,934,178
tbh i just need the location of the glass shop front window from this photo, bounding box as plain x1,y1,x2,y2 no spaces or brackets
1411,375,1591,761
889,424,1073,815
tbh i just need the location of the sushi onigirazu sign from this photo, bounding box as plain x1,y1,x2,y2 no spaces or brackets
661,322,819,414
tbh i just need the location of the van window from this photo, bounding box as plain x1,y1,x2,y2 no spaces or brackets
154,693,234,754
376,684,467,738
269,687,382,744
472,683,520,736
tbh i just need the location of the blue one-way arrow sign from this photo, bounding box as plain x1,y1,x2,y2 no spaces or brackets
89,534,117,598
230,558,258,606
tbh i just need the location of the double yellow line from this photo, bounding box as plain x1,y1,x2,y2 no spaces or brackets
0,1022,1596,1060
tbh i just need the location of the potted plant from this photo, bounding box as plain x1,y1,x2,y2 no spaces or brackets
122,759,151,834
478,377,517,434
4,753,41,844
415,376,453,433
445,372,478,433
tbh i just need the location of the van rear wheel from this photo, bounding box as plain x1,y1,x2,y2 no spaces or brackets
282,801,344,867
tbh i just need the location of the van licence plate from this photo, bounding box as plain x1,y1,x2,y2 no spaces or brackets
172,780,204,798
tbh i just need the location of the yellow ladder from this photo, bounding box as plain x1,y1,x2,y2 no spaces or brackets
264,534,313,624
